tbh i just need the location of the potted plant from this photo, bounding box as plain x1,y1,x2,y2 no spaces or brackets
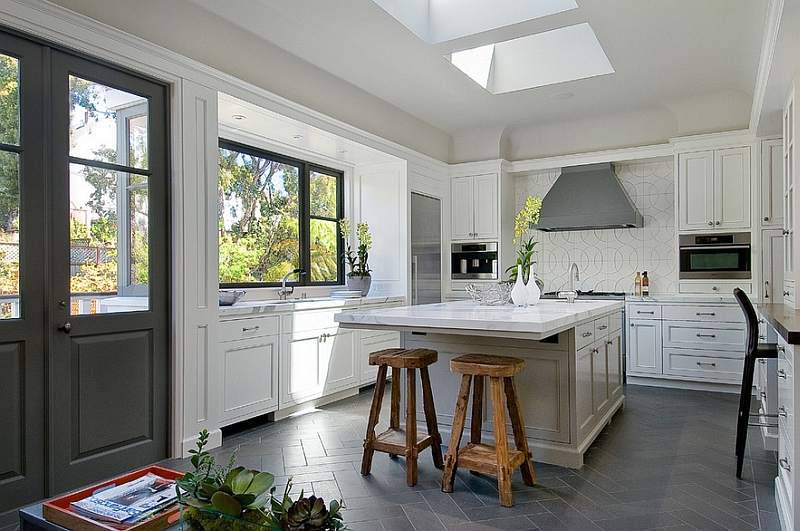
338,218,372,296
505,196,543,289
176,430,347,531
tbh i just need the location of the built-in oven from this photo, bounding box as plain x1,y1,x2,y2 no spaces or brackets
678,232,751,279
451,242,498,280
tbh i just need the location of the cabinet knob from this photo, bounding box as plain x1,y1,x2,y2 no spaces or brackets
708,221,713,226
712,286,718,291
784,291,791,296
765,216,770,221
783,229,790,235
779,406,788,418
715,220,720,225
778,368,788,379
780,458,792,472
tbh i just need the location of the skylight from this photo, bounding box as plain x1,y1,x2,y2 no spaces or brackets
372,0,578,44
448,23,615,94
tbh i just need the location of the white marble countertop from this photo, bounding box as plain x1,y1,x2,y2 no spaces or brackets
335,299,623,340
626,295,736,304
219,296,404,318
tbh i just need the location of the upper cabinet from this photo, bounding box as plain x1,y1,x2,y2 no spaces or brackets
451,173,498,240
677,147,751,232
761,138,784,228
784,86,796,306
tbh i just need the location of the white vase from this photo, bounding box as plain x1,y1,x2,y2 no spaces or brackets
511,265,527,306
525,265,540,306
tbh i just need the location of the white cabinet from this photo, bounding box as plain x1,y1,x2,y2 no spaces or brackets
218,315,280,426
451,173,497,240
762,138,784,227
357,329,401,385
774,335,796,531
627,303,662,375
784,88,796,306
763,228,785,303
678,147,751,231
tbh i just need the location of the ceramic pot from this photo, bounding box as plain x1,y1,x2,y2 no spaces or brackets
510,265,527,306
525,265,540,306
346,274,371,296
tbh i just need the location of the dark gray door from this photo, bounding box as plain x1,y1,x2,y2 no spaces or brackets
0,32,170,511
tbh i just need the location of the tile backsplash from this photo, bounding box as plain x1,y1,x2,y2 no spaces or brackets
514,159,676,295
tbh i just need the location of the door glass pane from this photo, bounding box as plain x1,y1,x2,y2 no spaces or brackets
0,150,19,319
0,54,20,146
69,163,149,314
69,76,148,170
310,218,337,282
218,148,300,282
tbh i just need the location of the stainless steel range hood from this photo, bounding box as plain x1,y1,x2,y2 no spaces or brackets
534,162,643,231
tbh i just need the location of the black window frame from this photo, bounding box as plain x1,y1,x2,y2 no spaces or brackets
218,139,344,288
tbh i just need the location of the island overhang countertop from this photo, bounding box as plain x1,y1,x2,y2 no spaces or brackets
335,299,623,340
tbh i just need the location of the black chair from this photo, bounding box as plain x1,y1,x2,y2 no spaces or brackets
733,288,778,478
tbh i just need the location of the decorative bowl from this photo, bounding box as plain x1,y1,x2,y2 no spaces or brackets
465,282,513,306
219,289,245,306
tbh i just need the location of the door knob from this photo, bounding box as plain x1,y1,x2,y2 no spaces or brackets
57,321,72,334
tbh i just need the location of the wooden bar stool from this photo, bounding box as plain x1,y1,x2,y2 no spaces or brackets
441,354,536,507
361,348,444,486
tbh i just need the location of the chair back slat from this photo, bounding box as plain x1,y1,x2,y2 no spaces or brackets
733,287,757,357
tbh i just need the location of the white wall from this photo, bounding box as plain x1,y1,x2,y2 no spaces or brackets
514,159,676,294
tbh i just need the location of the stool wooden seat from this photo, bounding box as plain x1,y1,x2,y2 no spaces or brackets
441,353,536,507
361,348,444,486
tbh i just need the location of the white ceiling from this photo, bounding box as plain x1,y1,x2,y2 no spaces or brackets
40,0,797,163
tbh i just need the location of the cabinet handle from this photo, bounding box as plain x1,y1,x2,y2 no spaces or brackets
591,348,599,354
715,220,721,225
242,325,261,332
637,310,655,314
778,345,786,353
778,368,788,379
784,291,791,297
598,325,608,330
696,333,716,338
696,362,717,367
780,458,791,472
696,312,716,316
765,280,770,299
760,391,767,400
711,286,719,291
606,340,613,346
758,358,766,364
783,229,790,235
779,406,788,418
582,331,593,338
758,334,766,340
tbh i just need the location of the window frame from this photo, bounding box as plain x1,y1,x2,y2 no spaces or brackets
218,139,345,288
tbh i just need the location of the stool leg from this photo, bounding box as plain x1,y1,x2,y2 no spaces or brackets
504,376,536,486
490,376,513,507
442,374,472,493
470,375,484,445
736,352,756,478
420,366,444,469
406,368,419,486
389,367,401,458
362,365,389,476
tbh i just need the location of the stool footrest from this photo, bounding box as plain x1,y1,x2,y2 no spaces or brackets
370,428,435,455
456,443,526,476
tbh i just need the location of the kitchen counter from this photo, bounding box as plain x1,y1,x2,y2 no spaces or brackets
219,296,404,317
335,299,623,340
337,300,625,468
759,303,800,344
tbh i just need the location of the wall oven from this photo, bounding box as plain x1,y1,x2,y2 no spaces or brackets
678,233,751,280
451,242,498,280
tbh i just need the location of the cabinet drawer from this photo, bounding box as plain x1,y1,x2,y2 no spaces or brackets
594,316,610,337
663,349,743,382
608,312,622,333
283,309,339,334
661,304,743,323
628,304,661,319
777,426,794,506
662,321,745,351
778,352,794,446
678,281,751,295
576,321,596,350
220,315,280,342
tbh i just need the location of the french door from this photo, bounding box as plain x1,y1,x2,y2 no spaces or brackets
0,30,170,512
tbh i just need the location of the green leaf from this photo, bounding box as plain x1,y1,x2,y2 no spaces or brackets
210,491,243,517
246,471,275,494
231,468,255,493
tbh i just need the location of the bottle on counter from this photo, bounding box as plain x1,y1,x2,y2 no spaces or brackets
634,272,642,296
642,271,649,296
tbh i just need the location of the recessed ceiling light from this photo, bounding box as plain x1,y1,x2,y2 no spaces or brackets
293,134,303,140
231,114,246,121
550,92,575,100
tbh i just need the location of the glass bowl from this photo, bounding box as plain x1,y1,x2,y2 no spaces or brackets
464,282,513,306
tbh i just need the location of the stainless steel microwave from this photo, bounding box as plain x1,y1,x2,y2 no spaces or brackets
678,233,751,279
451,242,498,280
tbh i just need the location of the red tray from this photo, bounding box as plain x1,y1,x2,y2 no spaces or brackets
42,466,183,531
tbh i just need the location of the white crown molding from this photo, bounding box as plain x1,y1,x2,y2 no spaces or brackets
749,0,785,134
669,129,756,151
506,143,673,174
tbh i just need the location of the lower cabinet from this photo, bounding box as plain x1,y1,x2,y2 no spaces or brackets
219,315,280,426
358,329,401,385
773,333,796,531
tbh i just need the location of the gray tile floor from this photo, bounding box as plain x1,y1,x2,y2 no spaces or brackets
1,384,782,531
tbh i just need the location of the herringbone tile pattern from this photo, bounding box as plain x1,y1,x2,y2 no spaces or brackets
1,384,781,530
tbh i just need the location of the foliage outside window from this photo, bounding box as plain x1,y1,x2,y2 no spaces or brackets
218,141,343,286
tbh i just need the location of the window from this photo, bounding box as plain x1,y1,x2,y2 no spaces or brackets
218,140,343,286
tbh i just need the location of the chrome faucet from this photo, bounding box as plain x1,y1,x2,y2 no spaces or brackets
558,262,580,303
278,268,306,300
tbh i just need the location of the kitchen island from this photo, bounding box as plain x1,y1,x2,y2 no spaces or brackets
335,299,624,468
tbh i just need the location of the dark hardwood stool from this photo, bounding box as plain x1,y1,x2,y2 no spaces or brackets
361,347,444,486
441,353,536,507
